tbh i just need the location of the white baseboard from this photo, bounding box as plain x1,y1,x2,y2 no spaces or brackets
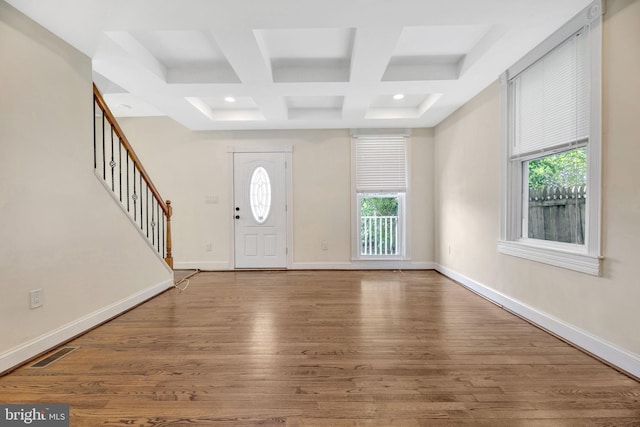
435,264,640,379
173,261,435,271
291,261,436,270
0,278,173,375
173,261,231,271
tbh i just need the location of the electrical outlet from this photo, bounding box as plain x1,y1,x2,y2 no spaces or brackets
30,289,43,309
321,241,328,251
205,243,213,252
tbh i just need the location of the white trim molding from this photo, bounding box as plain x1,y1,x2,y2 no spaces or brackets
0,278,173,375
498,240,601,276
173,261,232,271
227,144,293,153
291,261,435,270
173,261,435,271
436,264,640,380
350,128,411,138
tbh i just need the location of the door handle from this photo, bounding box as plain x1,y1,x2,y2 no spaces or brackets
235,215,240,219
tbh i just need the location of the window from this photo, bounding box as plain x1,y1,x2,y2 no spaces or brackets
525,148,587,244
249,166,271,224
351,130,409,259
359,193,403,256
499,1,602,275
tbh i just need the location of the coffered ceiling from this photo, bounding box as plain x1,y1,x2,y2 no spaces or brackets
7,0,592,130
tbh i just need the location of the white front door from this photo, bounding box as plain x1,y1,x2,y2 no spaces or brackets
233,152,287,269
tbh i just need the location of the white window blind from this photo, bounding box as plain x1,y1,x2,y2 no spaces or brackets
355,136,407,192
510,28,589,158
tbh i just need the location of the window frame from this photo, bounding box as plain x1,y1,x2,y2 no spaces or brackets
498,0,603,275
350,129,411,261
357,192,406,259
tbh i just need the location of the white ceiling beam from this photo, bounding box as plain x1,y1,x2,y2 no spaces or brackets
342,95,376,121
8,0,594,131
252,96,288,121
457,25,508,77
349,27,404,82
104,31,167,82
343,27,403,120
212,29,273,83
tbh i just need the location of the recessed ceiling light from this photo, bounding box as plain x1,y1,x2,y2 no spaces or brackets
224,96,236,103
393,94,405,100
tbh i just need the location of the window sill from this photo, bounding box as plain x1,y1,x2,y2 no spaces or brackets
497,240,601,276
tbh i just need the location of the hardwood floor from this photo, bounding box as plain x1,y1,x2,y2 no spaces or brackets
1,270,639,426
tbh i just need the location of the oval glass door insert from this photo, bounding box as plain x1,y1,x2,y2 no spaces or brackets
249,166,272,223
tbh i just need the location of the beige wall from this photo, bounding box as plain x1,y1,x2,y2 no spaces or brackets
0,1,172,371
8,0,635,378
118,119,435,269
434,0,640,359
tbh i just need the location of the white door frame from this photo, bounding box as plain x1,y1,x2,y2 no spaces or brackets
227,144,293,269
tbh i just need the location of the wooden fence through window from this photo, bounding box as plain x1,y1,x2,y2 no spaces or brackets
528,186,586,244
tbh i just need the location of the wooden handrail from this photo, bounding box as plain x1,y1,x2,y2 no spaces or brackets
93,83,173,268
93,84,168,216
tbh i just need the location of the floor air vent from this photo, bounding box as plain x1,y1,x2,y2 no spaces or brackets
30,347,78,368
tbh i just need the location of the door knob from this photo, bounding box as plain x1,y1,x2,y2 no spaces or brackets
235,215,240,219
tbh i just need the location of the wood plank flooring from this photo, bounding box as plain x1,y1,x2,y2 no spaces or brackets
1,270,639,426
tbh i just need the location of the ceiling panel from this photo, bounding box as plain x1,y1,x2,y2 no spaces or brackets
132,30,227,67
257,28,355,59
393,25,492,56
286,96,344,109
6,0,595,130
371,94,429,109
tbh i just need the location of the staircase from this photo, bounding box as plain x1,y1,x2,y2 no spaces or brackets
92,84,173,268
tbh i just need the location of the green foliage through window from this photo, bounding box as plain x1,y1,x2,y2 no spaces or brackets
526,147,587,244
360,196,398,216
527,147,587,189
359,194,400,256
